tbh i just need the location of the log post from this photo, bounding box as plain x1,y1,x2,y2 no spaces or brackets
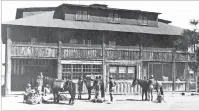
5,26,12,96
57,40,62,80
172,49,176,91
102,32,106,98
185,62,189,91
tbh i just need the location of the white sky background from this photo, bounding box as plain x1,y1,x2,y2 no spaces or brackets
1,1,199,75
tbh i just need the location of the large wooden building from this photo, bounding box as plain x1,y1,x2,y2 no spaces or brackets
1,3,197,95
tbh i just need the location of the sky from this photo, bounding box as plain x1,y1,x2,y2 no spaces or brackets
1,1,199,75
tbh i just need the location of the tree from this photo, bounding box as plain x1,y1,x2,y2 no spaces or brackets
174,19,199,72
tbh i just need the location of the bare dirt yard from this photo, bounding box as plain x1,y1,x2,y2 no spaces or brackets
1,92,199,110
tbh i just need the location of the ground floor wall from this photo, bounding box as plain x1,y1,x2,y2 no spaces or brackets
9,59,197,93
11,59,57,91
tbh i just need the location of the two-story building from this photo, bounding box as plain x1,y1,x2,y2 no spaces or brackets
1,3,196,95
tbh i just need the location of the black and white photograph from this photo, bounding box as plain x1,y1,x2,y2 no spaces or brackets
1,0,199,110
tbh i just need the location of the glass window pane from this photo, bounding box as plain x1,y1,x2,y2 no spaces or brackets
128,67,135,73
110,67,117,73
119,67,126,73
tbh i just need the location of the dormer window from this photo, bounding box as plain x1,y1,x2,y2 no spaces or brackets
108,13,120,23
76,11,89,21
138,15,148,25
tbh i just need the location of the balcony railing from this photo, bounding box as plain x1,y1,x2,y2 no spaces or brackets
11,42,197,62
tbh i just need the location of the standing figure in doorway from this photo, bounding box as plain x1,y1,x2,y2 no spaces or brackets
78,76,84,99
36,72,44,95
84,75,93,100
93,76,101,100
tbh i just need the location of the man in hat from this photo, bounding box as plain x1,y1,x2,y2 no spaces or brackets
78,76,84,99
109,75,116,102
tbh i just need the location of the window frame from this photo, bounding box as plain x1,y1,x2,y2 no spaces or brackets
108,13,120,24
109,65,135,80
75,10,89,21
137,15,148,26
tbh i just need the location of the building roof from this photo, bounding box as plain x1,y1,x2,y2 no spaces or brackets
2,11,183,43
16,7,55,19
60,3,162,14
158,19,172,24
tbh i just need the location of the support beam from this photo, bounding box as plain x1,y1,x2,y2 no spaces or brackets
185,62,189,91
57,41,62,79
5,26,12,96
172,49,176,91
101,32,106,98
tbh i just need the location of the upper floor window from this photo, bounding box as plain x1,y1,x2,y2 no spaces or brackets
109,41,116,46
108,13,120,23
70,39,77,44
138,15,148,25
83,39,91,45
31,38,37,44
76,11,89,21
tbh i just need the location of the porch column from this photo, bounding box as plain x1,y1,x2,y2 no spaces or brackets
185,62,189,91
5,26,12,96
139,44,143,79
172,49,176,91
57,41,62,79
102,32,106,97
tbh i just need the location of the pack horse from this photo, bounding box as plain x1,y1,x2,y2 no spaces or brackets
44,77,76,105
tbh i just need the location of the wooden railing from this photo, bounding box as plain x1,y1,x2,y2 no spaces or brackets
11,42,196,62
11,43,58,58
73,81,185,94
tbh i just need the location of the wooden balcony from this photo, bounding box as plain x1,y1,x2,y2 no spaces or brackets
11,42,197,62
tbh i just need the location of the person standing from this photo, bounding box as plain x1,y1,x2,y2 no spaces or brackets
78,76,84,99
36,72,44,95
99,76,105,98
84,76,93,100
23,83,32,103
93,76,101,100
109,76,116,102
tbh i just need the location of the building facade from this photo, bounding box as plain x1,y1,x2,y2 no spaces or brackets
1,3,197,95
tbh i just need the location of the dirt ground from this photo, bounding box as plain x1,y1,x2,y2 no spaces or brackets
1,92,199,110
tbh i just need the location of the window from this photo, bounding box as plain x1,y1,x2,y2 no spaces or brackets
62,65,72,80
31,38,37,43
62,64,101,80
108,13,120,23
109,66,135,80
149,63,172,81
73,65,81,79
83,39,92,45
109,41,116,46
70,39,77,44
76,11,89,21
138,15,148,25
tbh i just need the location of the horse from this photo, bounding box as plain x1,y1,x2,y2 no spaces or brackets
131,78,153,101
43,77,76,105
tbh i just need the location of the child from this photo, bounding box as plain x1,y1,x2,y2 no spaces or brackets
78,76,83,99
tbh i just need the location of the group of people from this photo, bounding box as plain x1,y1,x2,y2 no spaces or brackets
77,75,116,103
24,72,117,104
23,72,52,104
